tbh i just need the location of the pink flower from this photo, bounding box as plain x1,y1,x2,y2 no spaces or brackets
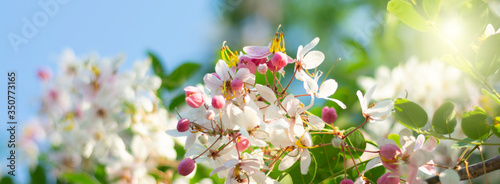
37,67,53,82
236,136,250,151
379,144,401,172
184,86,205,108
231,78,244,91
211,95,225,109
238,55,267,74
178,158,196,176
177,119,190,132
340,179,354,184
321,106,338,124
267,52,291,72
377,173,399,184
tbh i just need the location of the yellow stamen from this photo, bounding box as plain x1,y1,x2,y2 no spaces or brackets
221,41,239,68
269,25,286,54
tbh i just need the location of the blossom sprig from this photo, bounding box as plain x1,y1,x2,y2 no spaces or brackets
29,50,177,183
169,25,432,183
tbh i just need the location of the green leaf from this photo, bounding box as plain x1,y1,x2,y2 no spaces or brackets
62,173,99,184
423,0,441,19
168,93,186,111
432,102,457,134
481,89,500,105
277,153,317,184
451,138,480,148
30,165,46,184
476,34,500,76
441,54,480,81
364,165,386,184
460,0,489,35
94,165,107,184
388,133,401,147
492,117,500,138
0,177,14,184
189,164,225,184
387,0,430,32
310,134,340,182
277,173,293,184
148,50,167,78
343,127,366,159
461,106,490,140
393,98,428,131
163,63,201,90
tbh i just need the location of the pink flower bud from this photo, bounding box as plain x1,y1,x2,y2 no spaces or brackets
322,106,338,124
379,144,402,171
257,64,268,74
177,119,190,132
178,158,196,176
238,55,257,74
37,67,53,82
184,86,205,108
231,78,244,91
236,136,250,151
339,179,353,184
377,173,399,184
205,110,215,120
252,57,268,65
212,95,226,109
268,52,288,72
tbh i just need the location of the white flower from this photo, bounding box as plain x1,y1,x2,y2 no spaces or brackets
297,37,325,70
296,70,346,109
483,24,500,38
203,60,255,98
278,130,313,175
356,85,392,123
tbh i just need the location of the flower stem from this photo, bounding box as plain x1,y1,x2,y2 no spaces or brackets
343,118,368,139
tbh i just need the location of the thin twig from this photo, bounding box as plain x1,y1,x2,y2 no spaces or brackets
424,155,500,184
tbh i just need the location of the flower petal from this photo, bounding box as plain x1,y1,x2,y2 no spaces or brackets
421,136,437,152
255,84,277,103
302,51,325,70
409,149,434,167
318,79,338,98
215,60,230,81
300,149,311,174
307,115,325,130
279,150,300,171
299,37,319,59
323,97,347,109
243,45,271,58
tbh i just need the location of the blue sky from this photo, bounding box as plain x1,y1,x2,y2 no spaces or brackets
0,0,221,181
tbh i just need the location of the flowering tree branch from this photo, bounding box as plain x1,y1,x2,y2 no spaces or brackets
424,155,500,184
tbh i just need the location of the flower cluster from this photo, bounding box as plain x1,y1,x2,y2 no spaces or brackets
169,26,398,183
30,50,177,183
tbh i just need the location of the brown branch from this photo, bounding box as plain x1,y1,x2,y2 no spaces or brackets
425,155,500,184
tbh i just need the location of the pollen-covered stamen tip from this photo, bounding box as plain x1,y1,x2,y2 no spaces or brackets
177,118,191,132
178,158,196,176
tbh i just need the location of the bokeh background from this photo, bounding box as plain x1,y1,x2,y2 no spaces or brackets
2,0,500,183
